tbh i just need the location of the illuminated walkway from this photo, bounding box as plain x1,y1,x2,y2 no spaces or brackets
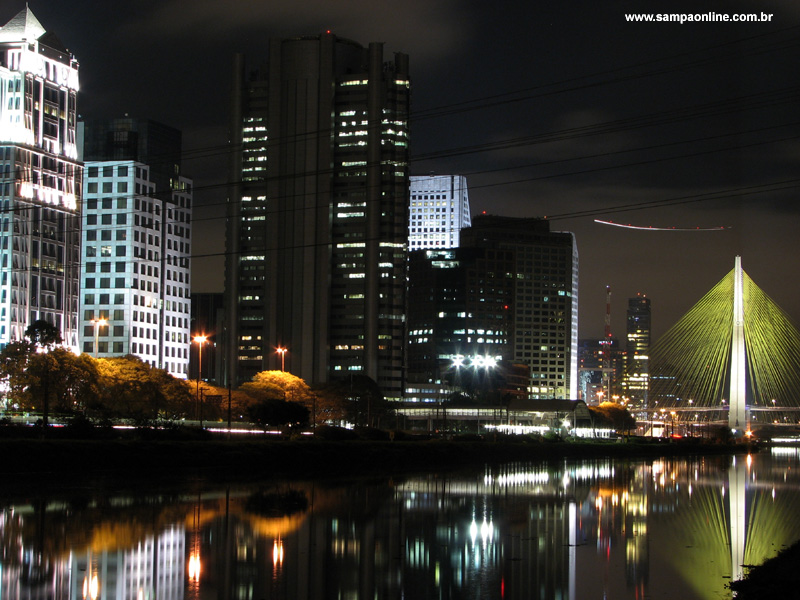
648,256,800,432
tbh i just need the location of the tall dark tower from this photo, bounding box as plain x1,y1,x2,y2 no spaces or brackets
225,34,410,400
623,293,651,406
459,215,579,400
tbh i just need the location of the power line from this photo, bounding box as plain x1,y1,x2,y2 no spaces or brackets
0,24,797,270
4,86,796,231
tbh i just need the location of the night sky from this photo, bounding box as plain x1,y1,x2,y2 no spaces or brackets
4,0,799,340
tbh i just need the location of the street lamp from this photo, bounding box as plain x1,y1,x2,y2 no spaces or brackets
276,346,287,372
193,335,208,427
91,317,107,358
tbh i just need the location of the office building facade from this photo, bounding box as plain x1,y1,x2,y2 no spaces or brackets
461,216,579,399
406,247,515,402
79,119,192,377
0,8,81,348
408,174,471,251
226,34,410,399
623,293,651,405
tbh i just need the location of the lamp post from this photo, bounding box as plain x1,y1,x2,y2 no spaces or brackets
276,346,287,372
91,317,107,358
193,335,208,427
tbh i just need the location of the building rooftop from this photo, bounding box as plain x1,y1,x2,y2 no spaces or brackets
0,7,70,55
0,7,45,43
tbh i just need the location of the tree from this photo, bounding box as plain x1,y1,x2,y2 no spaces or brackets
315,375,388,428
25,320,65,427
25,349,100,415
590,402,637,435
193,382,253,424
240,371,312,404
309,382,350,426
94,356,192,424
0,340,35,410
247,398,309,429
25,320,62,348
239,370,315,420
0,331,100,425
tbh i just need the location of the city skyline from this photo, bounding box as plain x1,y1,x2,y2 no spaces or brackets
2,1,798,342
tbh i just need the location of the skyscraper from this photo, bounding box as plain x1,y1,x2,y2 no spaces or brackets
226,34,410,399
408,174,471,251
623,293,651,406
79,119,192,377
406,247,515,402
0,8,81,348
460,215,579,399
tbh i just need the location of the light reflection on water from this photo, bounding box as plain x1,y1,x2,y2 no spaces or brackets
2,450,800,600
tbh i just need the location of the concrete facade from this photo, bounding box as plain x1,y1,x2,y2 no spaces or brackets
408,174,471,251
0,8,81,348
226,34,410,400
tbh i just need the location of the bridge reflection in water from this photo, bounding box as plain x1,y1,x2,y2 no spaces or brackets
1,451,799,600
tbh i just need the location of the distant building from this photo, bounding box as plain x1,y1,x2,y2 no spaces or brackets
190,292,225,384
408,174,471,251
226,34,410,399
578,337,624,404
622,294,651,406
80,117,182,196
0,8,81,348
79,119,192,377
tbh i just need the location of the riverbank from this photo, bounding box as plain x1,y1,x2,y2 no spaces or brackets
0,431,754,486
729,540,800,598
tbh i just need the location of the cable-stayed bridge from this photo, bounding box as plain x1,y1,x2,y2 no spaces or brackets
647,256,800,434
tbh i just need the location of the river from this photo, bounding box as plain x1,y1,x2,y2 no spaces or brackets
2,447,799,599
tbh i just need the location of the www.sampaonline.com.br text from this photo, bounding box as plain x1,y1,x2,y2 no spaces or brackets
624,12,774,24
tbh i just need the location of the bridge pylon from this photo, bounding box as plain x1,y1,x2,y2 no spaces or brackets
730,256,748,434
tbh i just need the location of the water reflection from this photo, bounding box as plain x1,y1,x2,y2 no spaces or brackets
2,450,800,600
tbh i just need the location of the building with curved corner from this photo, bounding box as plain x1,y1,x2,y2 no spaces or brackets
78,118,192,378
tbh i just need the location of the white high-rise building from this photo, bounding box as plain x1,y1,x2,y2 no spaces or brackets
0,8,81,348
80,160,192,377
68,525,185,600
408,175,471,251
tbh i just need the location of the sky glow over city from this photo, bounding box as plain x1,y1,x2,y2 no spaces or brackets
3,0,798,340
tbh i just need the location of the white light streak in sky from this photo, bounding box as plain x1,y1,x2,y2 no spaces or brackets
594,219,730,231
